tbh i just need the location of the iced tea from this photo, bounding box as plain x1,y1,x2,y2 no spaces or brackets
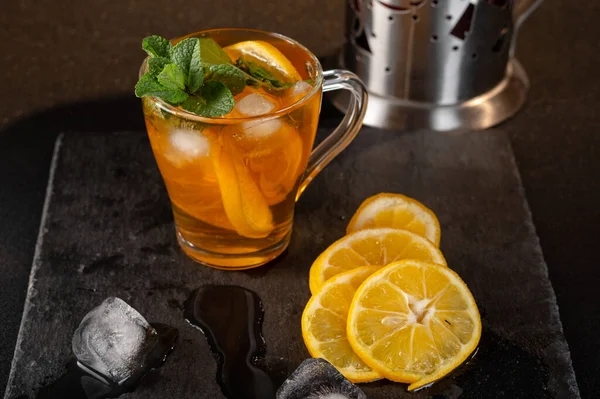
141,30,322,269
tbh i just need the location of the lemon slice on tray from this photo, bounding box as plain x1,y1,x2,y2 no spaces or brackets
347,260,481,391
302,266,382,383
309,228,447,294
347,193,441,246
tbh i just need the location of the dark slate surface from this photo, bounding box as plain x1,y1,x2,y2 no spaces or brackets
3,129,579,398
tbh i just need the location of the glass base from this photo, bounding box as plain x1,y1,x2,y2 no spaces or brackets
176,229,291,270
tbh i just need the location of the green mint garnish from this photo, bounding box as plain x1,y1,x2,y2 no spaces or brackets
136,36,230,116
148,57,171,77
198,38,232,65
171,38,204,93
142,36,172,58
135,73,188,104
205,64,246,96
157,64,186,91
135,35,300,117
235,58,294,91
181,81,234,117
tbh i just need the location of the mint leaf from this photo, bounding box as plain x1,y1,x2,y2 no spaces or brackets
135,73,188,104
198,38,232,65
206,64,246,95
171,38,204,93
236,58,276,81
172,38,198,81
142,35,172,58
157,64,186,90
181,97,204,114
235,58,294,91
188,44,204,94
182,81,234,117
148,56,171,77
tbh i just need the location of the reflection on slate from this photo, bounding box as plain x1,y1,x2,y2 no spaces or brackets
4,128,579,398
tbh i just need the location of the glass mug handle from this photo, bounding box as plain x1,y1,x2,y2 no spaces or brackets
296,69,369,199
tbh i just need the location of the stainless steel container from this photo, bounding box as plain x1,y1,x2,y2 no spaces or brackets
334,0,542,131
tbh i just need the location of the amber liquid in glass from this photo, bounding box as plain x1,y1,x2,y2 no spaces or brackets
142,33,322,269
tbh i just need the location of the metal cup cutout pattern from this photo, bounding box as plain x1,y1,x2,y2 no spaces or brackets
334,0,543,131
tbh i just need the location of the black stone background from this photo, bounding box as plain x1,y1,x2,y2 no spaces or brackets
2,128,579,398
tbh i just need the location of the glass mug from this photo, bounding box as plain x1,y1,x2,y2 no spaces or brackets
140,29,368,269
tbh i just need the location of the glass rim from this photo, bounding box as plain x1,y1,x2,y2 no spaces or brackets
138,28,324,125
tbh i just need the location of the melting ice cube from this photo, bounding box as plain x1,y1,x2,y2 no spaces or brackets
164,128,211,167
72,297,158,384
242,119,284,139
235,93,277,117
289,81,312,100
233,92,284,139
282,81,313,107
276,358,367,399
169,129,210,158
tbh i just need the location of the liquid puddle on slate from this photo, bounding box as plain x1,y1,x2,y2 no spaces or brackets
184,285,288,399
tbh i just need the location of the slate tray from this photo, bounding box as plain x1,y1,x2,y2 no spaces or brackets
3,128,580,398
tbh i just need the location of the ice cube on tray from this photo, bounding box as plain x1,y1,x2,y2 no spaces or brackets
71,297,158,383
277,358,367,399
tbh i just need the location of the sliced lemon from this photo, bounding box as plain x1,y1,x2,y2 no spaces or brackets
147,125,232,230
252,126,304,205
302,266,382,383
223,120,304,206
209,134,274,238
167,180,234,231
347,193,441,246
224,40,301,83
347,260,481,390
309,228,446,295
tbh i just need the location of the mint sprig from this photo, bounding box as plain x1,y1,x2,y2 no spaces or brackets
181,81,235,117
157,64,186,90
235,58,294,91
135,74,188,104
205,64,246,96
135,34,299,117
171,38,204,93
142,36,172,58
198,38,232,65
136,36,235,117
148,57,170,77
